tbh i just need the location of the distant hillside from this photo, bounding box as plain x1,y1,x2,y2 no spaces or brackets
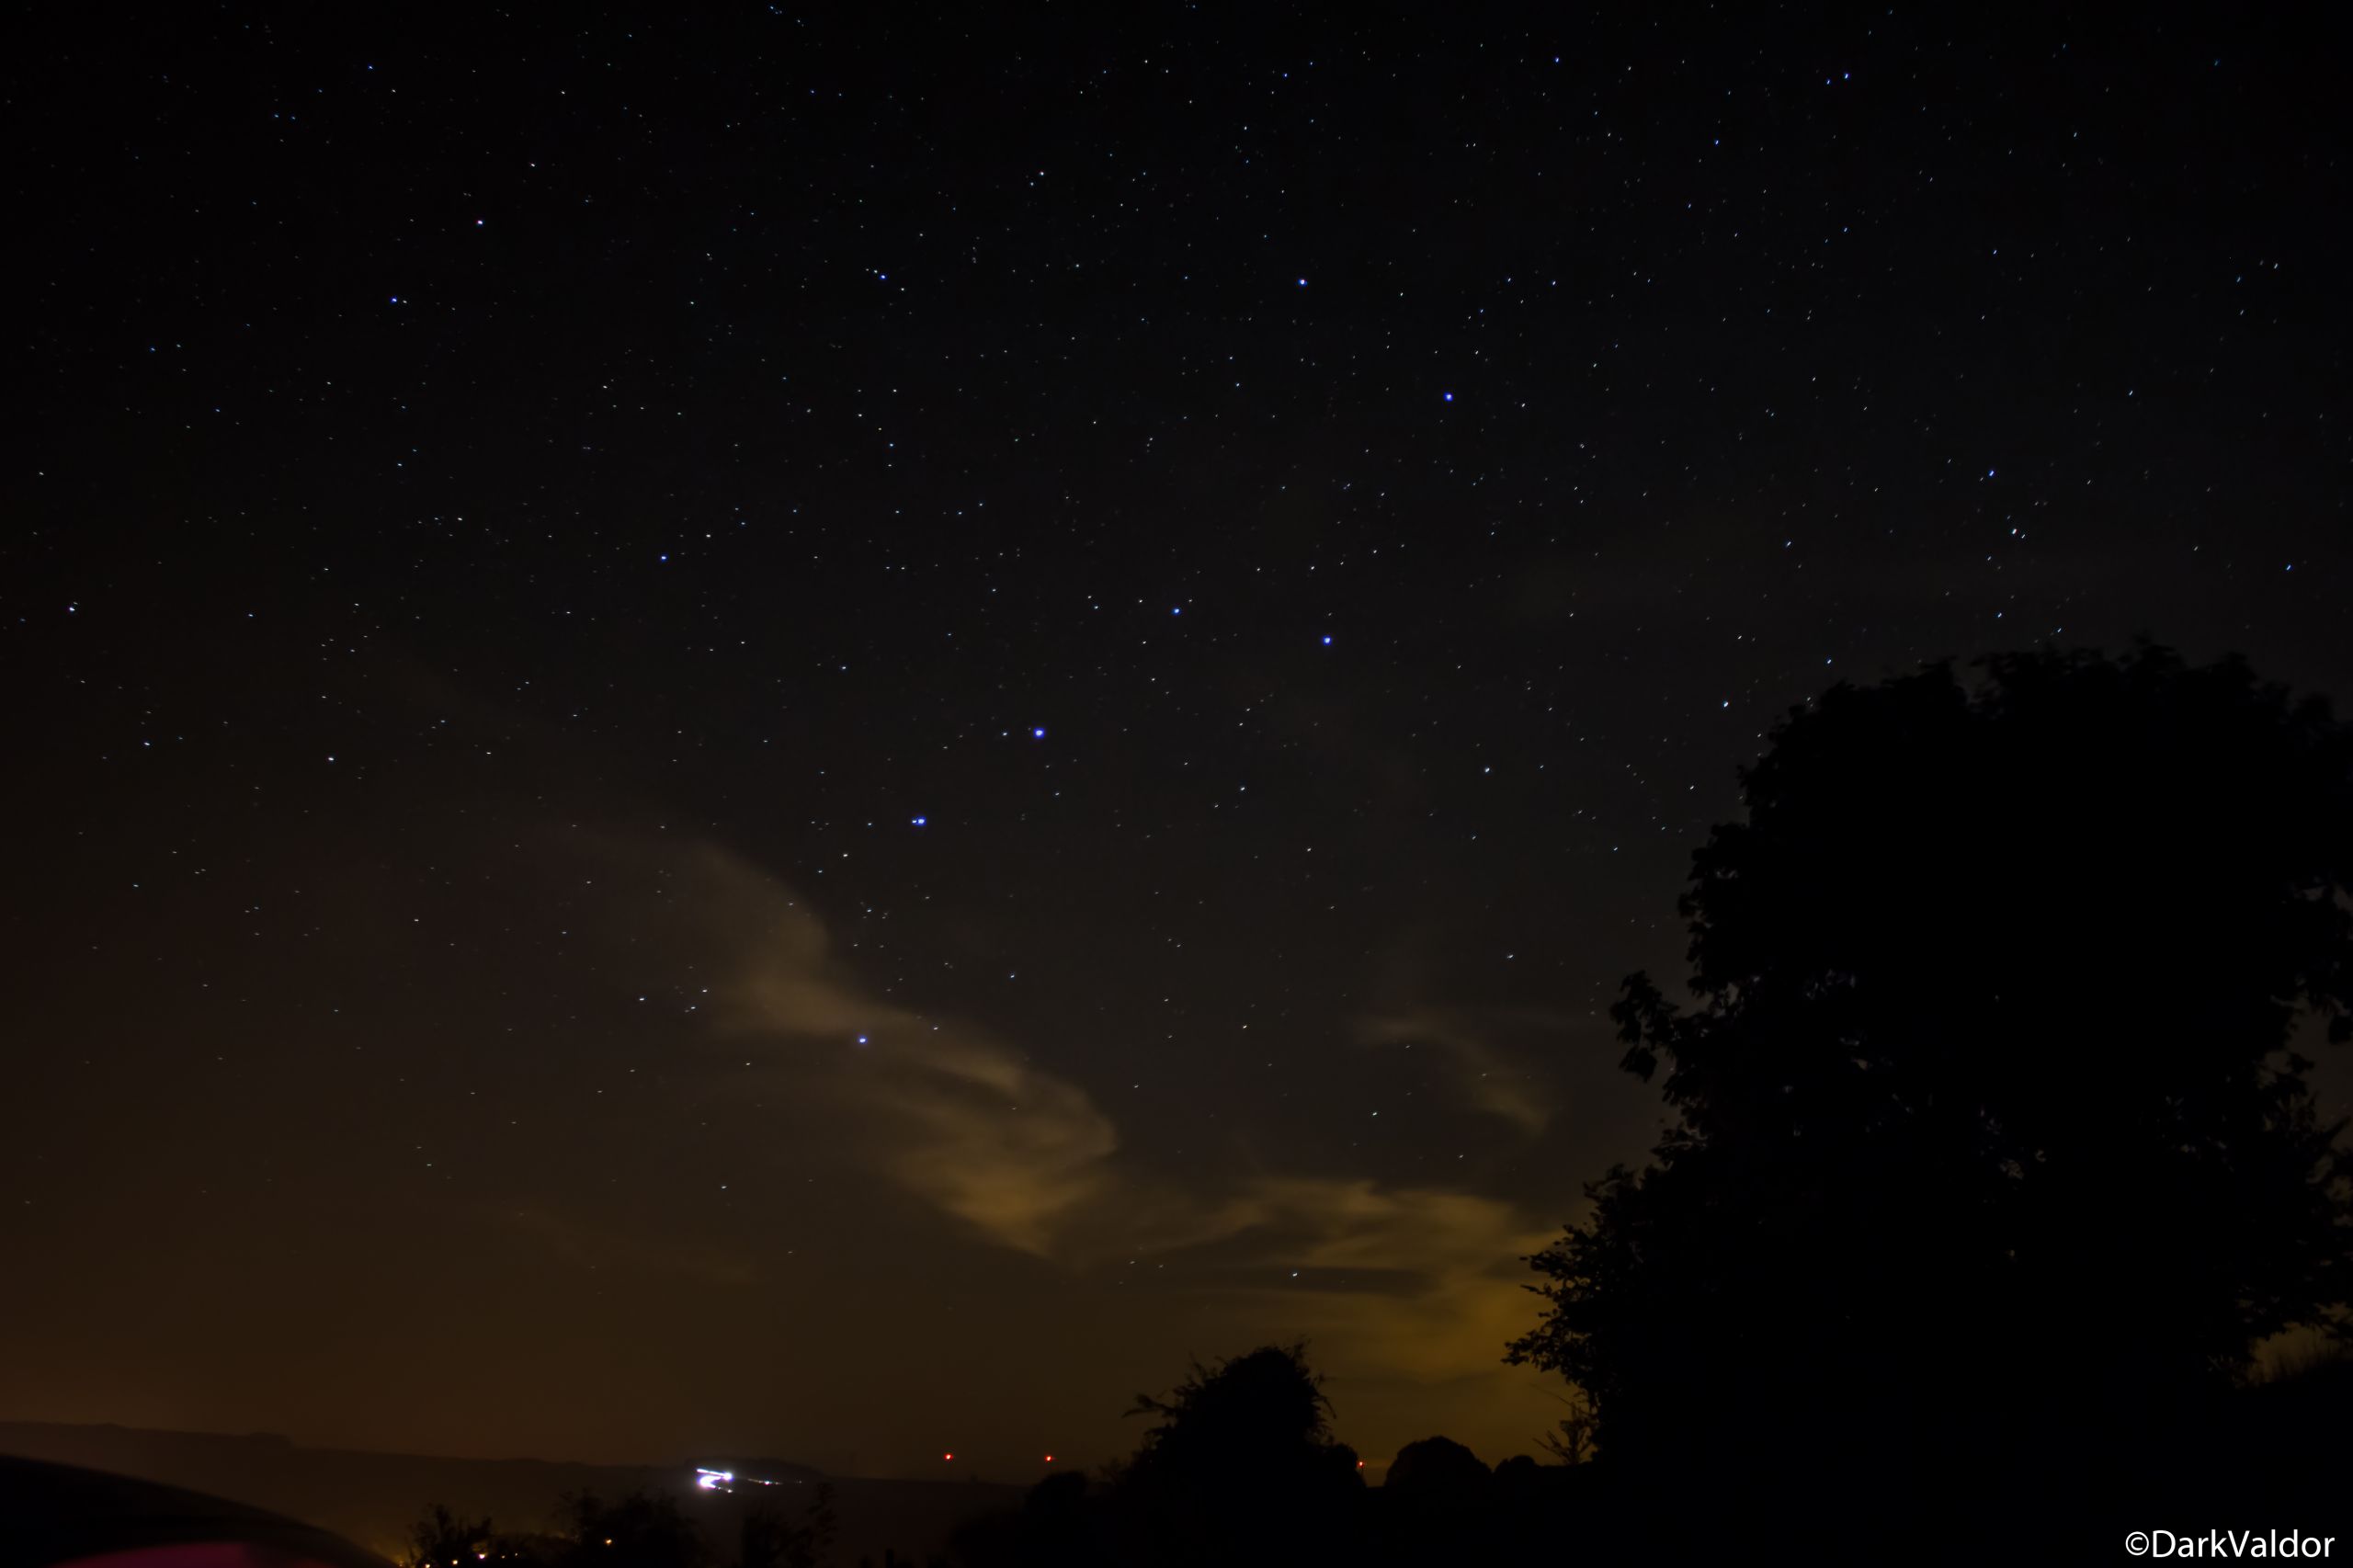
0,1422,1017,1565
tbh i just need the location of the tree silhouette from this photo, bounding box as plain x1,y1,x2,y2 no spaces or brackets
1373,1437,1496,1563
1382,1436,1489,1506
1109,1343,1364,1566
1125,1343,1341,1479
947,1471,1102,1568
1510,646,2353,1510
552,1491,707,1568
403,1504,494,1568
1532,1391,1597,1467
736,1483,834,1568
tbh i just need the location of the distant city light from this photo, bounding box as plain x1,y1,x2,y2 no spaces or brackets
691,1465,784,1492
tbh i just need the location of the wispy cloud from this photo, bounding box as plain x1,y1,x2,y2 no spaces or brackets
684,845,1119,1256
1357,1008,1558,1134
674,845,1554,1285
1181,1177,1555,1385
521,838,1561,1422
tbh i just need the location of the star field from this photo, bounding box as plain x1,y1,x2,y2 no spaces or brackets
5,7,2348,1477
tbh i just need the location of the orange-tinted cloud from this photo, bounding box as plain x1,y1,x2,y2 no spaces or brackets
1357,1008,1557,1134
545,838,1568,1458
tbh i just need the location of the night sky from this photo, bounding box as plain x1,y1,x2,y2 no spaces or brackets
7,9,2348,1479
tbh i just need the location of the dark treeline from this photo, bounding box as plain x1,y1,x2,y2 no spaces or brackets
399,1340,2352,1568
401,1487,838,1568
409,647,2353,1564
949,1343,1581,1567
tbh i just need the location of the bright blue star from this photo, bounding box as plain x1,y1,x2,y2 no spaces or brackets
1442,392,1454,402
1032,727,1046,738
1322,635,1332,645
911,815,926,826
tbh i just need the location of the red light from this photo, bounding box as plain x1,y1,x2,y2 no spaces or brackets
1043,1454,1054,1463
943,1452,954,1462
1356,1460,1365,1469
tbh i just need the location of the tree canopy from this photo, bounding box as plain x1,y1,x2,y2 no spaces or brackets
1110,1343,1363,1564
1510,645,2353,1479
